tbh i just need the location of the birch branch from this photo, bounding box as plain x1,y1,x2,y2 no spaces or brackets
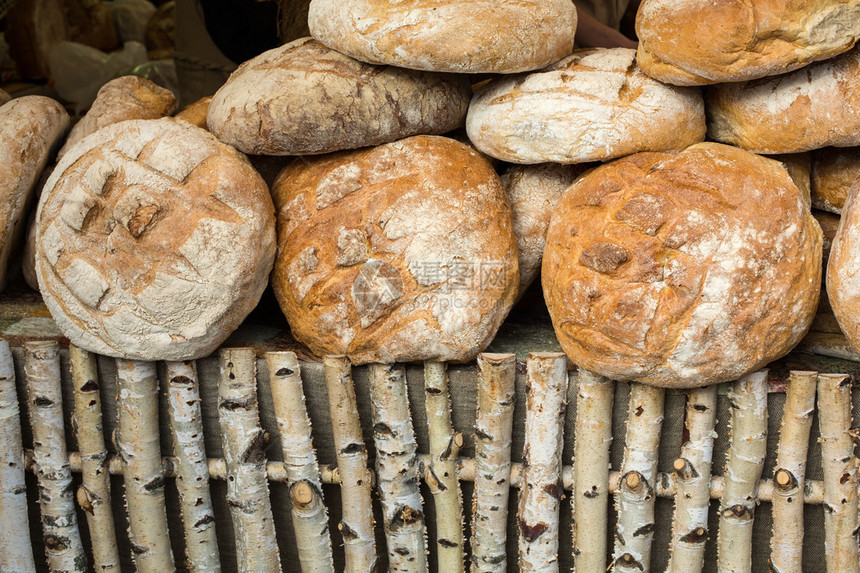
717,370,768,573
769,371,817,573
70,345,120,571
218,347,281,573
115,359,175,572
24,340,87,572
817,373,859,573
0,340,36,572
368,363,428,572
423,361,464,572
267,351,333,573
612,383,665,573
518,353,568,572
471,353,516,573
666,385,717,573
322,356,377,573
165,360,221,572
573,368,614,573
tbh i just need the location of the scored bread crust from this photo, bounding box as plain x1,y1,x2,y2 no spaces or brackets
636,0,860,85
35,118,276,361
307,0,576,74
466,49,705,164
271,135,519,364
207,37,471,156
542,142,822,388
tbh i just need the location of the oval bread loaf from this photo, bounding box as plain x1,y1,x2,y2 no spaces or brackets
542,142,822,388
271,135,519,364
35,118,276,361
811,147,860,214
207,37,471,156
827,179,860,352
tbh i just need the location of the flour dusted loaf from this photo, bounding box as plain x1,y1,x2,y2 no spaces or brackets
466,49,705,164
208,37,470,156
811,147,860,213
272,135,519,364
502,163,587,296
35,118,276,361
543,142,822,388
0,97,68,291
57,75,177,161
707,48,860,154
826,179,860,352
636,0,860,85
308,0,575,74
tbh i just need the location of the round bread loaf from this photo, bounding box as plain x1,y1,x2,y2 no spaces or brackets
57,75,177,161
707,48,860,154
0,89,10,106
271,135,519,364
35,118,276,361
811,147,860,214
636,0,860,85
772,153,812,209
542,142,822,388
501,163,587,297
827,179,860,352
207,37,471,156
466,49,705,164
175,96,211,130
308,0,575,74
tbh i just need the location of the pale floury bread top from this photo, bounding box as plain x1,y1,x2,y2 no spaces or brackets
307,0,576,74
466,49,706,164
35,118,276,361
636,0,860,85
542,143,822,388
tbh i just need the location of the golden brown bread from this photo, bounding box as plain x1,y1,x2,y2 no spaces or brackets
827,179,860,353
35,118,276,360
636,0,860,85
542,142,822,387
814,208,841,262
174,96,211,130
811,147,860,213
271,135,519,364
308,0,576,73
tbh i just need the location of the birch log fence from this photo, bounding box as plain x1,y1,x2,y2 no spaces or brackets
2,343,860,572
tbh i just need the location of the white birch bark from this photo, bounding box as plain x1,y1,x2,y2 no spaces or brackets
471,353,516,573
0,339,36,572
368,363,428,572
423,361,464,572
573,369,614,573
769,371,817,573
218,348,281,573
817,373,859,573
322,355,377,573
717,371,768,573
612,383,665,572
267,351,333,573
115,358,175,572
666,384,717,573
518,353,568,573
25,340,87,572
165,360,221,571
70,345,120,571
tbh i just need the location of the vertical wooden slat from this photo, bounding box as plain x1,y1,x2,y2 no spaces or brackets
0,340,36,572
71,345,120,571
470,353,516,573
517,353,568,572
769,371,817,573
323,356,377,573
267,351,333,573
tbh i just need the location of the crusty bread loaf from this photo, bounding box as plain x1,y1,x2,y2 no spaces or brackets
0,90,10,106
64,0,119,52
207,37,470,156
0,97,68,292
5,0,69,79
501,163,587,297
308,0,575,74
814,208,841,262
636,0,860,85
827,179,860,353
57,75,177,161
22,167,54,292
466,49,705,164
35,118,276,361
773,153,812,208
145,0,174,60
543,142,822,388
707,48,860,154
271,135,519,364
811,147,860,213
174,95,210,130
